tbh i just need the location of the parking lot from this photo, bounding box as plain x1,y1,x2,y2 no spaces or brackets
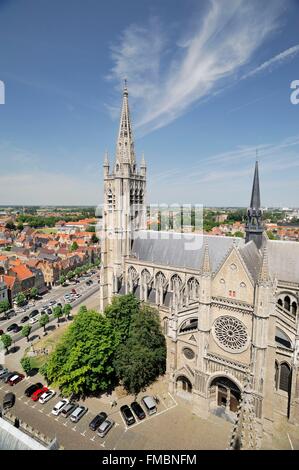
0,368,235,451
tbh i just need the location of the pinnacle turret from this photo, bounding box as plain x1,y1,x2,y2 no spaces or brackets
245,160,264,250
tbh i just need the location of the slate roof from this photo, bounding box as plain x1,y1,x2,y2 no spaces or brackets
267,239,299,284
0,417,47,450
131,231,244,274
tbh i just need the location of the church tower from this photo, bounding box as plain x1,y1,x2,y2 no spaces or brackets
100,82,147,311
245,161,264,250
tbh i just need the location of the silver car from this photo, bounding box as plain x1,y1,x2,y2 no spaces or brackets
97,418,114,438
70,405,88,423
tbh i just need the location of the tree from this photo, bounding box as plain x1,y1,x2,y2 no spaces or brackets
41,310,117,397
70,241,79,252
30,287,38,299
39,313,50,332
20,357,32,375
234,231,244,238
66,270,74,281
17,222,24,231
267,230,276,240
1,334,12,354
53,305,63,323
87,225,96,232
74,267,81,277
63,303,72,320
114,305,166,395
5,220,16,230
16,292,26,306
22,325,32,342
91,233,99,244
59,274,66,286
78,305,88,314
105,293,140,344
0,299,10,314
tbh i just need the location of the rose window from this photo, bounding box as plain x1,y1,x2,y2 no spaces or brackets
213,316,248,353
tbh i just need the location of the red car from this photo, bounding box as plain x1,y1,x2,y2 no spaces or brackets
8,373,25,386
31,386,48,401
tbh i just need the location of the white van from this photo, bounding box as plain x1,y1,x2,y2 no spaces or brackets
142,396,157,415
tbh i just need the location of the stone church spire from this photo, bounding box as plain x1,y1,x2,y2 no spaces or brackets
115,80,135,166
202,242,211,274
245,160,264,250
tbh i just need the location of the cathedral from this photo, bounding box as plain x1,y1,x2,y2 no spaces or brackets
100,83,299,442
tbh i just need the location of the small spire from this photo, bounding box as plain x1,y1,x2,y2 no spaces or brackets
141,152,146,167
202,242,211,274
103,150,109,166
116,80,135,165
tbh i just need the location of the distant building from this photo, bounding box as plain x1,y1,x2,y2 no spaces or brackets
0,275,8,303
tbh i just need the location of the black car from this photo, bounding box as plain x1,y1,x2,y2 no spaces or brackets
29,309,39,319
20,316,29,324
7,323,18,332
5,310,16,320
46,308,52,314
24,382,43,397
89,412,107,431
120,405,136,426
3,392,16,410
131,401,146,420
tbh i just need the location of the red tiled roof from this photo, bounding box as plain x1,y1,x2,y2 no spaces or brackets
3,274,16,289
11,264,34,281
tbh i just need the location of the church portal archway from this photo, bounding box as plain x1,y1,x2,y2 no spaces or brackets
209,376,241,414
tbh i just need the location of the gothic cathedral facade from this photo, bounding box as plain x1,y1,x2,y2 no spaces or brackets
100,84,299,443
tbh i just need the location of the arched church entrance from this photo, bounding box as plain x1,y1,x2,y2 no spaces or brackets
209,376,241,417
176,375,192,399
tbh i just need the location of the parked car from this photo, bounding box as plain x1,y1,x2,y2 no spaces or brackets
20,316,29,324
24,382,43,397
46,308,52,315
3,392,15,410
4,310,16,320
97,418,115,438
32,386,48,401
48,301,56,306
39,389,56,404
120,405,136,426
29,317,38,325
8,373,24,386
142,396,157,415
70,405,88,423
52,399,69,416
131,401,146,420
89,412,107,431
61,402,77,418
7,323,18,332
0,367,9,379
0,329,3,335
29,310,39,319
4,372,18,383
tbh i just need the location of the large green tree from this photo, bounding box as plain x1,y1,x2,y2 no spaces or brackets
114,305,166,395
1,334,12,354
22,325,32,342
53,305,63,323
39,314,50,332
16,292,26,306
41,310,117,397
0,299,10,314
105,293,140,344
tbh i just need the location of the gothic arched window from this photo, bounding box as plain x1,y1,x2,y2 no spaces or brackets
279,363,291,393
188,277,199,300
284,296,291,311
274,361,279,390
291,301,297,316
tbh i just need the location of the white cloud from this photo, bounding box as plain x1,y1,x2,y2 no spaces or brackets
242,44,299,79
108,0,284,135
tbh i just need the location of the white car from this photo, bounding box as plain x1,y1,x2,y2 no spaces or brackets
51,399,69,416
39,389,56,404
29,317,38,324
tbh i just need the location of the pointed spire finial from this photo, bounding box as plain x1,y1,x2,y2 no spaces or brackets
141,152,146,167
103,149,109,166
116,80,135,165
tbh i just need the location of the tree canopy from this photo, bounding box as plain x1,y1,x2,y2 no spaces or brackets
42,310,117,397
105,293,140,344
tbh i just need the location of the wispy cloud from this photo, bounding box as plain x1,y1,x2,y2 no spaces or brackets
242,44,299,79
108,0,285,135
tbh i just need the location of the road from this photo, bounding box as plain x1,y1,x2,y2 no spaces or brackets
0,271,101,337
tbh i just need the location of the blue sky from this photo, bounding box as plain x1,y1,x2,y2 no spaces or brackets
0,0,298,207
